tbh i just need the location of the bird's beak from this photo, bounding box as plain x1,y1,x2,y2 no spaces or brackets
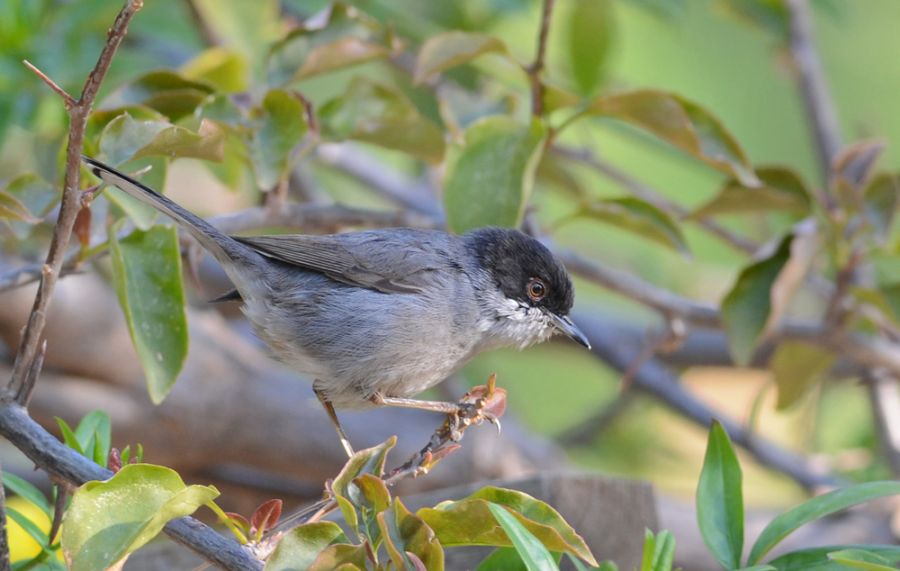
550,313,591,350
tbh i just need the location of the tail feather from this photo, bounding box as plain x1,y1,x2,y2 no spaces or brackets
82,156,256,267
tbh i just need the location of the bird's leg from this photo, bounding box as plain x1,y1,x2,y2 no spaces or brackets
314,386,355,458
369,392,498,441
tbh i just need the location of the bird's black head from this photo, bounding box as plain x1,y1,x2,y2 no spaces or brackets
465,227,589,348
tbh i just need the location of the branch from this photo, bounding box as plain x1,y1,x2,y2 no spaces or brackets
786,0,843,187
526,0,556,117
0,404,262,570
865,370,900,477
0,464,8,571
8,0,144,402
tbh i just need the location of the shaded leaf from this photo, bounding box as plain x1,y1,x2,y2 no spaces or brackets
542,84,582,114
132,119,225,162
378,498,444,571
488,502,559,571
747,482,900,565
265,521,347,571
109,224,188,404
691,167,812,218
55,417,83,455
319,78,445,162
332,437,396,534
74,410,112,468
61,464,219,571
415,31,507,84
696,422,743,570
268,4,393,85
1,174,59,239
771,341,835,410
249,89,308,191
478,547,531,571
307,544,368,571
444,117,546,233
180,47,248,93
862,173,899,241
828,549,896,571
99,113,169,166
588,90,758,186
7,507,49,546
196,94,246,130
188,0,282,67
103,71,214,121
579,197,689,255
833,139,885,193
768,546,900,571
0,190,39,223
419,486,596,566
3,473,50,515
566,0,614,95
719,0,789,39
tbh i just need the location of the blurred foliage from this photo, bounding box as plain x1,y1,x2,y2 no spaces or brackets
1,0,900,555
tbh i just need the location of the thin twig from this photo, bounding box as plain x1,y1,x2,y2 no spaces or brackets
8,0,144,402
865,370,900,477
22,60,76,109
786,0,843,189
181,0,220,47
17,339,46,407
526,0,556,117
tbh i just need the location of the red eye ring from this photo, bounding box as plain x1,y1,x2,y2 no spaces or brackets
527,278,547,302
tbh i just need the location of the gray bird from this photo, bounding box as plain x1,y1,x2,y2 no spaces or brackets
83,156,590,456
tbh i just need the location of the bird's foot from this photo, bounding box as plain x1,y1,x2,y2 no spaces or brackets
447,374,507,441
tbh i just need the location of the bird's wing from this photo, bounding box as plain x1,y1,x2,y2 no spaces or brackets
235,230,450,294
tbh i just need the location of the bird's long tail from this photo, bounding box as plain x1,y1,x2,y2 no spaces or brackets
82,156,258,267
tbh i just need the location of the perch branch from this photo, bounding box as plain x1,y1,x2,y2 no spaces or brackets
7,0,144,401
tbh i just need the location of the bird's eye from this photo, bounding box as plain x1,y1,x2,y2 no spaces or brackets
526,278,547,302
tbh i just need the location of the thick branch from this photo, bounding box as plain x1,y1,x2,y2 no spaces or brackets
786,0,842,186
0,404,262,571
8,0,144,400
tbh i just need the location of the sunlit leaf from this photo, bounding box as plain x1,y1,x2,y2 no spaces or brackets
768,545,900,571
639,529,676,571
828,549,896,571
579,197,689,255
181,47,248,93
133,119,226,162
697,422,743,570
747,482,900,565
444,117,546,233
566,0,613,95
103,71,215,121
478,547,531,571
319,78,445,162
307,544,368,571
74,410,112,468
588,89,758,186
61,464,219,571
2,473,50,515
419,486,597,566
109,224,188,404
691,167,812,219
770,341,835,410
378,498,444,571
414,31,508,84
488,503,559,571
249,88,308,191
331,437,396,534
190,0,283,67
265,522,347,571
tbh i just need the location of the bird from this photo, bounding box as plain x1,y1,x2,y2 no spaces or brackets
83,156,590,456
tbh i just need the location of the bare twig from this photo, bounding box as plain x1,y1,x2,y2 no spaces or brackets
7,0,144,402
526,0,556,117
181,0,220,47
17,339,46,407
865,370,900,477
22,60,76,109
786,0,843,188
554,145,758,254
0,404,262,570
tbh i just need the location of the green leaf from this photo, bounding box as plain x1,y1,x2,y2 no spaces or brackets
61,464,219,571
307,544,369,571
378,498,444,571
747,482,900,565
55,417,83,455
180,47,248,93
719,0,789,39
444,117,546,233
331,436,396,534
3,473,50,514
566,0,613,95
8,506,49,545
109,224,188,404
99,113,170,166
579,197,689,255
862,173,899,241
696,421,743,570
74,410,111,468
414,31,508,83
132,119,226,162
488,503,559,571
1,174,59,239
828,549,896,571
319,77,445,162
478,547,531,571
104,71,215,121
268,4,392,85
249,89,308,191
419,486,597,567
770,341,835,410
265,521,347,570
190,0,282,67
588,90,758,186
639,529,675,571
721,234,794,365
691,167,812,219
197,94,246,130
768,546,900,571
